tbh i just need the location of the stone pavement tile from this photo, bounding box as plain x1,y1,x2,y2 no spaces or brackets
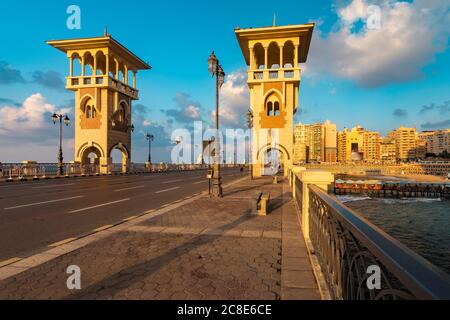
262,230,282,239
281,270,317,289
281,287,321,300
282,257,312,271
241,230,263,238
283,247,309,258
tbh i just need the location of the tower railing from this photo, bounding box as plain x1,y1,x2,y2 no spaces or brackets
247,67,300,82
66,75,138,99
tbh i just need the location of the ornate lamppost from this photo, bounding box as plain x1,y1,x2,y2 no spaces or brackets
208,51,225,197
246,109,254,180
52,113,70,176
146,134,154,164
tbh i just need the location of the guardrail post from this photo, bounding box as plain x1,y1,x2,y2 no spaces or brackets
299,170,334,240
290,166,306,200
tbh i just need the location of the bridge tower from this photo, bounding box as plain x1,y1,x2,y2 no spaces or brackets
235,23,314,177
48,33,150,173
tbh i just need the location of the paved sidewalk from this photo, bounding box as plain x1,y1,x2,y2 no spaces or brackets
0,176,321,300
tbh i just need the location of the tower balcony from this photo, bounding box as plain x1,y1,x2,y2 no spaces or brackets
66,75,139,100
247,68,301,83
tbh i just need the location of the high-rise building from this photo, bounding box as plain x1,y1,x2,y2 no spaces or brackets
419,129,450,155
362,131,381,162
337,125,365,162
380,137,396,163
293,120,337,163
391,126,419,162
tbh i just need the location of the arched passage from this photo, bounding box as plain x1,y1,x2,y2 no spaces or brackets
79,145,103,174
257,144,290,176
109,143,130,173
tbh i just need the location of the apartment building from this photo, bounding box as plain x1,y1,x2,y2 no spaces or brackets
293,120,337,163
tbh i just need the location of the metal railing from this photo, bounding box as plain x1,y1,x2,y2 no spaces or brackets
293,174,450,300
0,163,227,180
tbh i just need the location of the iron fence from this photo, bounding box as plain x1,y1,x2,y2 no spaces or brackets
293,174,450,300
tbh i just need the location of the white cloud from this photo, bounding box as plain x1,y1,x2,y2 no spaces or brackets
0,93,71,137
213,70,249,128
306,0,450,87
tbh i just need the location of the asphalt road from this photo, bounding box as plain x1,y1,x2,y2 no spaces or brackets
0,168,246,262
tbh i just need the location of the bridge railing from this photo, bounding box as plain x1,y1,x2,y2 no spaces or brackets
292,172,450,300
0,162,225,179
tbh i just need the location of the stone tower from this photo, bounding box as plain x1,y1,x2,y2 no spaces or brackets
48,34,150,173
235,23,314,177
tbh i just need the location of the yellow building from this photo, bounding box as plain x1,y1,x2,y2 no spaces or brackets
380,137,396,163
235,22,314,176
337,125,381,163
48,33,150,173
419,129,450,155
293,120,336,163
337,125,365,163
391,126,419,162
362,131,381,163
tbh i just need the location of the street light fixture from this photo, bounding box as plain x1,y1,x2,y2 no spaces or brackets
146,134,154,164
52,113,70,176
208,51,225,197
246,110,254,180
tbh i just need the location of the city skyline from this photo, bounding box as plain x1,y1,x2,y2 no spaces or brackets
1,0,450,163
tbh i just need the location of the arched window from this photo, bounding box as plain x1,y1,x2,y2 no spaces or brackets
267,101,273,116
82,97,95,119
274,102,280,116
92,107,97,118
86,105,92,118
267,42,280,69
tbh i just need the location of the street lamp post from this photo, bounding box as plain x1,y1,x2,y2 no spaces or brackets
208,51,225,197
52,113,70,176
246,110,254,180
146,133,154,169
175,136,182,171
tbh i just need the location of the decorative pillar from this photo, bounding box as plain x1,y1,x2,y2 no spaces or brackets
93,54,97,77
81,55,85,77
105,54,110,76
115,58,119,80
299,170,334,240
249,47,254,69
133,71,137,88
124,64,128,85
69,56,73,77
294,45,299,68
279,46,284,69
264,46,268,69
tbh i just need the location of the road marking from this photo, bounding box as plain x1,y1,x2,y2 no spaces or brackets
192,180,205,185
114,185,145,192
3,195,85,210
69,198,130,213
123,215,138,222
162,179,182,184
155,186,180,194
93,225,114,232
48,237,77,247
0,257,22,268
32,183,75,189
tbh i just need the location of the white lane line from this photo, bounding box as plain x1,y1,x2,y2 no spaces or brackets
32,183,75,189
162,179,182,184
114,185,145,192
192,181,206,185
3,195,85,210
155,186,180,194
69,198,130,213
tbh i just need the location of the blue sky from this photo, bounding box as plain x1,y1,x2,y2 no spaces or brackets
0,0,449,163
